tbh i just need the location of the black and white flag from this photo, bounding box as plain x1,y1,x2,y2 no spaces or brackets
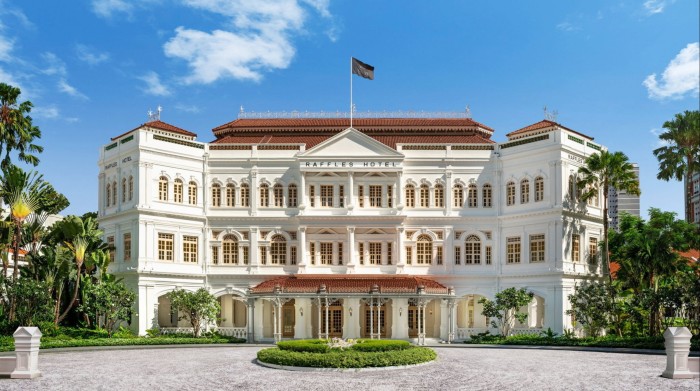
352,58,374,80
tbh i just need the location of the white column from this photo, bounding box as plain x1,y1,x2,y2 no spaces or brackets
445,172,452,215
396,172,403,208
298,227,307,269
347,172,354,211
347,227,356,268
250,169,258,216
439,300,449,340
253,299,264,342
249,227,259,267
391,298,409,339
299,174,306,210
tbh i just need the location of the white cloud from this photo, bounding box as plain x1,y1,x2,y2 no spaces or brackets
643,0,672,15
32,105,60,119
175,103,200,113
0,34,12,62
76,44,110,65
58,79,89,100
164,0,335,84
556,22,579,32
91,0,134,18
138,71,171,96
643,42,700,100
41,52,67,76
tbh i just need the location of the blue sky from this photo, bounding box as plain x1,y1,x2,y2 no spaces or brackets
0,0,698,218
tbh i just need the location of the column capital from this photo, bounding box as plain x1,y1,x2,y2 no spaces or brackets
347,226,355,233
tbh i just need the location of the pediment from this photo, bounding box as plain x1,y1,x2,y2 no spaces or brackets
298,128,404,159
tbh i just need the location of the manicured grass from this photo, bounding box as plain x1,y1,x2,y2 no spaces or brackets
258,339,436,368
464,333,700,351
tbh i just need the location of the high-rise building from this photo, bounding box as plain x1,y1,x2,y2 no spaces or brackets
608,163,640,231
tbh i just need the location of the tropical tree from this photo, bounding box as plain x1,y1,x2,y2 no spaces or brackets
608,209,699,335
478,287,534,336
0,83,43,170
653,110,700,223
168,288,221,338
567,281,614,337
577,150,640,284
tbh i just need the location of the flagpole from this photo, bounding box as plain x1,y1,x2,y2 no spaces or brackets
350,57,353,128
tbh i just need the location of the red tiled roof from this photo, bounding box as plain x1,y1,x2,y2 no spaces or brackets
506,119,593,141
213,118,494,133
211,134,494,149
111,120,197,141
250,274,449,294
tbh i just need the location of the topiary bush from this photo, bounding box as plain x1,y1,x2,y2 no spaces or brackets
350,339,411,352
277,339,331,353
257,345,436,369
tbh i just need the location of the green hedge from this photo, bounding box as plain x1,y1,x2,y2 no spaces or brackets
465,333,700,351
0,336,246,352
351,339,411,352
277,339,330,353
257,346,436,368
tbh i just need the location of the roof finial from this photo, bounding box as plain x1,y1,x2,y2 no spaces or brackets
148,106,162,122
465,104,471,118
543,105,558,122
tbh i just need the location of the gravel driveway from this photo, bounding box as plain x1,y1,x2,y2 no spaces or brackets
0,345,696,391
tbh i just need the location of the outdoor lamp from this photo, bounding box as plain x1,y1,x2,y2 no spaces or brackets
399,307,403,317
349,307,353,316
300,307,304,316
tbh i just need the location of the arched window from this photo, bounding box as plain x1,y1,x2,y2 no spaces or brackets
128,176,134,201
453,184,464,207
158,176,168,201
482,184,492,207
188,181,197,205
535,176,544,202
112,181,117,206
222,235,239,264
568,175,575,201
434,184,444,208
240,183,250,207
468,184,478,208
121,178,127,203
173,179,183,203
270,234,286,265
211,184,221,207
287,184,297,207
506,181,515,206
405,184,415,208
226,184,235,207
420,184,430,208
465,235,481,264
106,183,111,207
273,184,284,207
416,234,433,264
259,184,269,207
520,179,530,204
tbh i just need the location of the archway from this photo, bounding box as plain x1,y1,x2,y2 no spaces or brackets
514,294,545,335
217,294,248,339
455,294,490,339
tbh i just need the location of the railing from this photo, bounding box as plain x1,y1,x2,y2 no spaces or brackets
160,327,195,335
510,328,543,336
238,109,472,119
216,327,248,339
455,328,490,340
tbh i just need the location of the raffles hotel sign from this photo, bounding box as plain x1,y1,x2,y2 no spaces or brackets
302,161,402,169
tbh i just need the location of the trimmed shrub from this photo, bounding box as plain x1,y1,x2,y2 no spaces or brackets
257,346,436,368
351,339,411,352
277,339,330,353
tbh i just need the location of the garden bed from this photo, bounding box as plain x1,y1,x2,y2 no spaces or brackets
464,332,700,351
257,339,436,369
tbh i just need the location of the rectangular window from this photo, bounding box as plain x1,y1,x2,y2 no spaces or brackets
274,186,284,207
436,246,443,265
535,178,544,202
309,185,315,207
387,186,393,208
369,242,381,265
188,184,197,205
454,186,463,207
506,237,521,264
123,233,131,262
338,185,345,208
358,185,364,208
588,238,598,264
260,186,269,207
405,186,415,208
358,242,365,265
337,243,343,265
321,242,333,265
406,246,412,265
226,185,235,207
259,246,267,265
183,236,198,263
435,186,444,208
483,185,492,208
387,243,393,265
158,233,174,261
468,186,478,208
290,246,297,265
242,247,249,265
369,185,382,207
241,186,250,207
211,186,221,207
572,234,580,263
287,185,297,207
107,236,115,263
211,246,219,265
454,246,461,265
321,185,333,207
485,246,492,265
420,186,429,208
174,182,183,203
521,181,529,204
529,234,545,263
309,242,315,265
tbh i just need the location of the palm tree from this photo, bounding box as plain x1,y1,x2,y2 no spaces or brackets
653,110,700,223
0,83,43,170
578,150,641,284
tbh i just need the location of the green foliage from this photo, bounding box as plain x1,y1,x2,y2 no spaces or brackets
478,287,534,336
567,281,614,337
351,339,411,352
257,346,436,368
91,279,135,337
112,326,137,339
168,288,220,338
145,328,162,338
277,339,330,353
0,83,44,169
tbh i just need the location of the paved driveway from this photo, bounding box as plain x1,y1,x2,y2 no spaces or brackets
0,345,696,391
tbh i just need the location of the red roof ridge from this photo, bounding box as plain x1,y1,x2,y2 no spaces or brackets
506,119,594,141
111,120,197,141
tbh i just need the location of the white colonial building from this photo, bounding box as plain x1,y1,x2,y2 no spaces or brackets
99,112,605,342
